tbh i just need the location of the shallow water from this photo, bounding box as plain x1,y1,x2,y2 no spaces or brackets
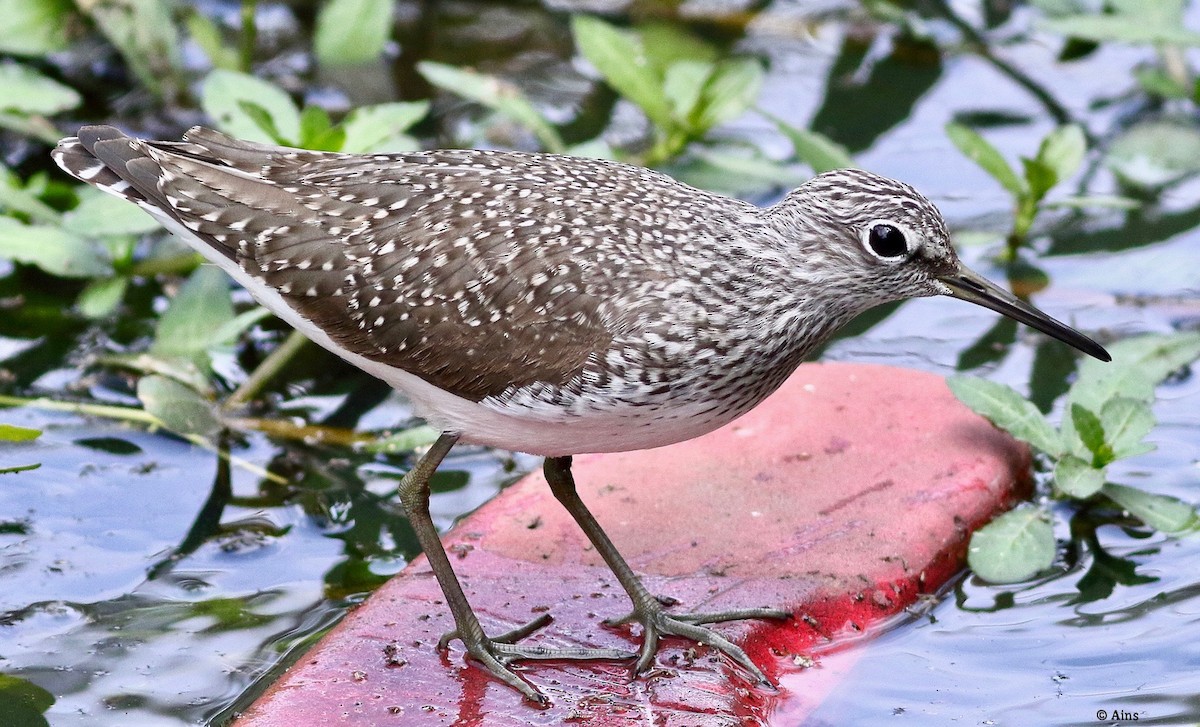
2,1,1199,725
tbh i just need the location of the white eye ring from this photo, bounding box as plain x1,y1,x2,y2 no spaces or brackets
860,219,917,262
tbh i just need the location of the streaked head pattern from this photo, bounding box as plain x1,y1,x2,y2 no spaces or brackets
772,168,1109,362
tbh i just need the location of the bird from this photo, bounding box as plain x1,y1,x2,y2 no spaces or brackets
54,125,1110,703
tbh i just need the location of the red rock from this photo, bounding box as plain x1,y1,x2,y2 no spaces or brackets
234,362,1031,726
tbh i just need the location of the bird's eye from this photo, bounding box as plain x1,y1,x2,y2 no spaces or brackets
867,223,908,259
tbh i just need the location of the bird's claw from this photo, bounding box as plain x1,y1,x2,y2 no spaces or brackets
438,613,635,703
609,598,791,686
437,612,555,650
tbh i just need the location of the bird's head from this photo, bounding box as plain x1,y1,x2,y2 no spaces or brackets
773,168,1110,362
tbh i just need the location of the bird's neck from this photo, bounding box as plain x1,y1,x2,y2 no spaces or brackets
706,222,880,388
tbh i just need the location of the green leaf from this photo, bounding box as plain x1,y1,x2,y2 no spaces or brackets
0,61,81,115
298,104,333,141
314,0,393,66
945,122,1026,198
968,505,1056,583
571,15,677,132
947,376,1063,456
669,147,804,197
1059,333,1200,454
1040,0,1200,45
62,188,161,236
0,423,41,442
691,58,763,133
1053,454,1106,498
417,62,564,153
210,306,273,346
1103,483,1199,534
0,217,111,277
0,110,60,144
661,61,711,125
1069,403,1110,461
0,673,54,726
137,375,221,437
636,21,718,73
1044,195,1140,210
151,266,235,364
76,276,129,319
0,165,61,222
765,113,854,174
236,100,289,145
1099,397,1156,459
1105,120,1200,191
1036,124,1086,184
0,0,73,56
202,69,301,144
1134,66,1192,99
95,352,211,394
1020,156,1059,201
339,101,428,153
298,105,345,151
364,424,440,454
1070,333,1200,413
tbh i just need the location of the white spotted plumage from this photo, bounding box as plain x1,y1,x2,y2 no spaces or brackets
53,125,961,456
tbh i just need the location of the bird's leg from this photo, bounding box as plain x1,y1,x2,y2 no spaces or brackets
543,456,790,685
398,433,630,704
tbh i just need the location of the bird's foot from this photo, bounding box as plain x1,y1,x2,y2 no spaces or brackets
438,613,635,704
605,599,791,685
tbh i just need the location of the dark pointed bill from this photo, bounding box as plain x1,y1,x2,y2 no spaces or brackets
938,267,1111,362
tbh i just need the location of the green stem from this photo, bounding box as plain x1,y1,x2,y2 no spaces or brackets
1004,195,1040,261
240,0,258,73
127,251,203,278
0,394,161,425
225,416,374,447
224,329,309,410
930,0,1077,133
1,463,41,474
0,114,64,147
1159,44,1191,90
0,395,285,484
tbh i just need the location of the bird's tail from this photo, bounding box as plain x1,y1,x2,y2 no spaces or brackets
52,125,158,207
52,125,290,262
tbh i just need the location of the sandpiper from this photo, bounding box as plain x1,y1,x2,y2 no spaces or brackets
54,125,1109,702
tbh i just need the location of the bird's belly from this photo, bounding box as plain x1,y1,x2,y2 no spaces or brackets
468,395,749,456
321,346,751,456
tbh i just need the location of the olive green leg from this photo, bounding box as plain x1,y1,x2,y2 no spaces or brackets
397,433,630,703
543,455,790,685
